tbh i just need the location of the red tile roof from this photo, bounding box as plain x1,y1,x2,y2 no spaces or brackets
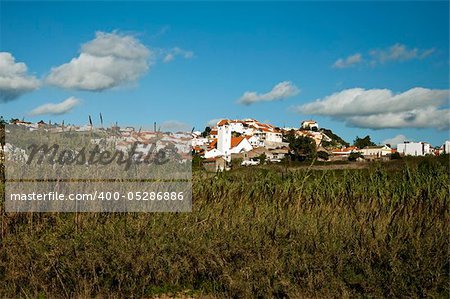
231,136,245,148
208,139,217,149
217,119,229,126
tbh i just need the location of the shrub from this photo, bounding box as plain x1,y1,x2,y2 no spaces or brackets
317,151,329,161
390,152,402,160
348,152,363,161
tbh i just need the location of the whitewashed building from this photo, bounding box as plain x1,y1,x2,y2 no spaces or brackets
205,121,253,161
397,141,432,156
444,140,450,154
246,135,261,147
301,120,319,131
360,145,392,158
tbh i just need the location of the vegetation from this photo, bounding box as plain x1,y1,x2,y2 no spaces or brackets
286,135,316,161
353,135,376,149
201,126,211,138
320,128,350,148
317,150,329,161
391,152,402,160
192,154,204,170
258,153,267,164
0,156,448,298
348,152,363,161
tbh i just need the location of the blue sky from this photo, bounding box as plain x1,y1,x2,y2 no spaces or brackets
0,1,449,146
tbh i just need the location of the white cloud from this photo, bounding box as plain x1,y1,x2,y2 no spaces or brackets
238,81,300,105
333,53,362,68
296,87,449,130
29,97,81,116
0,52,40,102
382,134,410,146
162,47,194,63
370,43,435,64
46,31,152,91
160,120,192,132
347,107,449,130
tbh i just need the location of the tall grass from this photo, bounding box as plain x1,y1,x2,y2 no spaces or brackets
0,157,449,298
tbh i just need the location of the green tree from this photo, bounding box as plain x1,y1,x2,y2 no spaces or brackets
348,152,363,161
353,135,376,148
201,126,211,138
287,135,316,161
191,153,204,170
390,152,402,160
0,116,6,146
258,153,267,164
320,128,350,147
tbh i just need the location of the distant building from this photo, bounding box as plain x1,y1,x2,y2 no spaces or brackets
331,146,360,157
301,120,319,131
360,145,391,159
444,141,450,154
209,129,218,139
205,123,253,161
397,141,431,156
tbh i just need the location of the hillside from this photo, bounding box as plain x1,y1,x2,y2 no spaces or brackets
320,128,350,148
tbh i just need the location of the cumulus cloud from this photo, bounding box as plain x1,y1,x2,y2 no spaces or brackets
0,52,40,102
163,47,194,63
347,107,449,130
370,43,435,64
46,31,152,91
296,87,449,130
333,53,362,68
382,134,410,146
29,97,81,116
238,81,300,105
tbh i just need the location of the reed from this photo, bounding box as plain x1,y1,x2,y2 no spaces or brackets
0,156,448,298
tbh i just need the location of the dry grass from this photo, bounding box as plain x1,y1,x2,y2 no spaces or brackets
0,156,449,298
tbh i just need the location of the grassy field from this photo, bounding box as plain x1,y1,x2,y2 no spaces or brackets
0,156,449,298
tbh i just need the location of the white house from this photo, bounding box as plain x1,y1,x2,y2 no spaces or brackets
228,121,245,134
192,136,209,147
204,125,253,161
331,146,360,156
397,141,431,156
253,129,283,147
360,145,391,158
245,135,261,147
229,136,253,154
444,140,450,154
209,129,218,139
301,120,319,131
204,148,224,159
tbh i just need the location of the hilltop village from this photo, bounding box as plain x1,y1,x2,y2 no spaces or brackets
2,118,449,171
191,118,449,170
